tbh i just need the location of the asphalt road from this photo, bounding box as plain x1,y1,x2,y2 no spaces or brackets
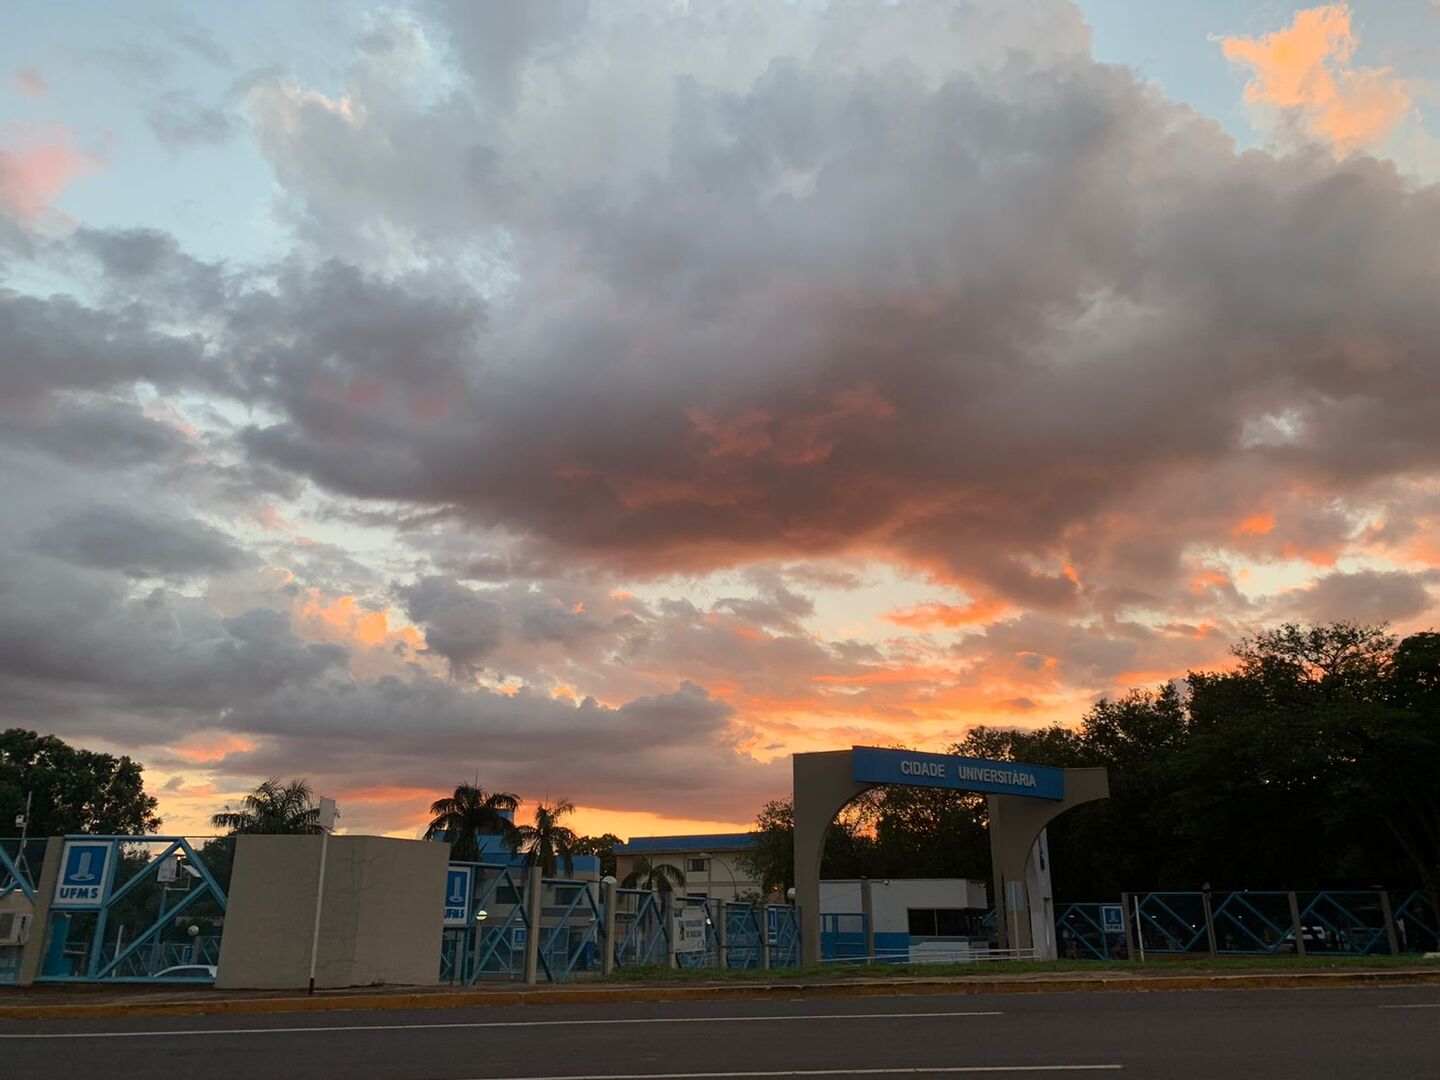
2,987,1438,1080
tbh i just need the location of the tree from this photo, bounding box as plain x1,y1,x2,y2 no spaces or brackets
513,799,579,876
573,832,621,878
621,854,686,895
0,729,160,836
211,778,328,835
423,783,520,863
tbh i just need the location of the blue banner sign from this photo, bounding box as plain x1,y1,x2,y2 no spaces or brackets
1101,904,1125,933
444,865,473,927
53,840,114,907
851,746,1064,800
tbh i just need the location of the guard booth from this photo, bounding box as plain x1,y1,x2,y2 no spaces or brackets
793,747,1108,965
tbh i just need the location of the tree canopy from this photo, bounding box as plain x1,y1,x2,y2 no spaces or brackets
211,778,328,835
0,728,160,836
514,799,579,877
424,783,520,862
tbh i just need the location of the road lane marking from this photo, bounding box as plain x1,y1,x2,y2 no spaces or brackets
1379,1003,1440,1009
457,1069,1121,1079
0,1009,1002,1039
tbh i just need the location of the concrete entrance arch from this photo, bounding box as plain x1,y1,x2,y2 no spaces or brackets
793,747,1108,966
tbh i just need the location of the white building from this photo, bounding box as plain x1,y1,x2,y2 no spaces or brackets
612,833,761,902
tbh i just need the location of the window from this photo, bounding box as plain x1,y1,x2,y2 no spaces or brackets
687,891,708,900
687,857,709,873
907,908,984,938
551,885,581,905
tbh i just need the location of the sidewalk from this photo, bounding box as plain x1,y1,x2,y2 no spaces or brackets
3,963,1439,1021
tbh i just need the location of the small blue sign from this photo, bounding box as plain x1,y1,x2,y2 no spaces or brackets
54,840,114,908
851,746,1064,800
444,865,473,927
1101,904,1125,934
766,906,779,946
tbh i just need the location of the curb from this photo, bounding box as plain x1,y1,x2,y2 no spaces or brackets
3,968,1439,1021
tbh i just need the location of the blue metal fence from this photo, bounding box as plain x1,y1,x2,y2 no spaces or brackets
36,836,229,984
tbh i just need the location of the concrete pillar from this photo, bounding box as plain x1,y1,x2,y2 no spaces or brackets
860,879,875,964
1201,890,1218,958
1287,892,1306,958
761,904,772,970
986,768,1109,954
1380,891,1400,956
715,898,728,969
665,892,679,969
793,751,873,967
524,864,542,985
17,837,63,986
1120,892,1137,961
601,879,617,976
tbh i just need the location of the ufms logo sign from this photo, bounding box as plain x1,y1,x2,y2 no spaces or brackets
54,841,114,907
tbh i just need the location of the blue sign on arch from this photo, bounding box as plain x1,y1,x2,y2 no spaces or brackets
851,746,1064,800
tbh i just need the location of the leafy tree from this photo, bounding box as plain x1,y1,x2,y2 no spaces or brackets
514,799,579,876
0,729,160,836
620,854,686,895
573,832,621,877
424,783,520,862
211,778,328,835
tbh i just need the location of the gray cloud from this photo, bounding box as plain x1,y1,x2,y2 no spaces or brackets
30,502,247,577
1275,569,1438,626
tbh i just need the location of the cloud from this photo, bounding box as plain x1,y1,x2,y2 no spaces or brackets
0,124,102,222
12,68,47,100
147,91,237,151
1219,4,1415,153
1273,567,1437,625
30,502,248,577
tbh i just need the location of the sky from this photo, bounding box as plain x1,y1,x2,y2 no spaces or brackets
2,1,1439,841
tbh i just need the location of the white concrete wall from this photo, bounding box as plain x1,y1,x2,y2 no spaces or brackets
216,834,448,990
820,878,989,935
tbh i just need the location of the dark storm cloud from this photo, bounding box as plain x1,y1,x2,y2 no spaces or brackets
0,397,190,468
30,502,248,577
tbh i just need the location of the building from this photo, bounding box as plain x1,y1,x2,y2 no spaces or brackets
613,833,760,902
820,878,991,961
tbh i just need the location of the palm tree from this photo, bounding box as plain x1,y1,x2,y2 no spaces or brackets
512,799,579,877
211,778,327,835
424,783,520,863
620,855,686,896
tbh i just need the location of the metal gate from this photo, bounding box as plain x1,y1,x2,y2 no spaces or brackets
0,840,41,983
36,836,229,983
613,888,668,968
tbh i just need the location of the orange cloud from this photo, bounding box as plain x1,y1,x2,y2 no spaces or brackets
0,124,101,221
172,734,256,764
1219,4,1413,152
1232,512,1276,537
883,597,1009,629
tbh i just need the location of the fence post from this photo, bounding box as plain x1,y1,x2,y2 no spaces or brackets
601,878,616,976
1379,891,1400,956
1120,892,1136,963
1287,892,1306,958
716,900,728,970
524,865,542,985
861,878,875,964
17,837,63,986
665,892,678,970
761,904,772,970
1201,888,1217,958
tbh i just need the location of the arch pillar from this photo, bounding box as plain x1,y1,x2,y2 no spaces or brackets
794,750,1109,966
794,751,875,967
988,767,1109,952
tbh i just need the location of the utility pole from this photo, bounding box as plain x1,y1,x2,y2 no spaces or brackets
15,791,33,877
